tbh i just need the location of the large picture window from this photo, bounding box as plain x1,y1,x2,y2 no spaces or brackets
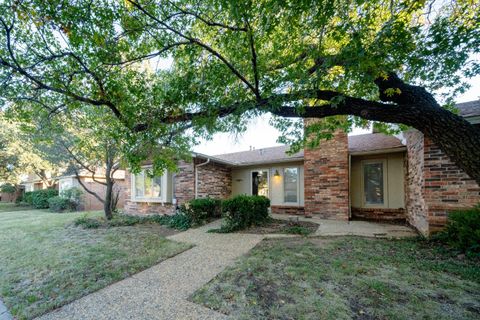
284,167,299,203
252,170,269,197
132,168,167,202
363,161,385,206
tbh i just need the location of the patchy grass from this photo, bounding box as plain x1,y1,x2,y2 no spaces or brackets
0,209,191,320
238,218,318,236
0,202,31,212
191,237,480,320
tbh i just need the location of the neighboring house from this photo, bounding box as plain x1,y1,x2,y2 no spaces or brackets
57,170,127,211
22,172,57,192
22,170,127,211
124,100,480,235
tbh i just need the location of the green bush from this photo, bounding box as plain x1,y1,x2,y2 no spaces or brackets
23,192,33,205
220,195,270,232
182,198,222,225
48,196,76,212
61,187,83,209
0,183,16,194
434,205,480,255
25,189,59,209
165,213,192,230
74,215,102,229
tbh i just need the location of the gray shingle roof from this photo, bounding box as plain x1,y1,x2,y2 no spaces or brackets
213,133,405,165
348,133,405,153
213,145,304,165
456,100,480,118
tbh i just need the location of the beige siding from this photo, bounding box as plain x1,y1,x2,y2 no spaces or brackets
351,152,405,209
231,161,304,206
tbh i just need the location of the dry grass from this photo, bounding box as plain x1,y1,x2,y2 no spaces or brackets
191,237,480,320
0,209,191,320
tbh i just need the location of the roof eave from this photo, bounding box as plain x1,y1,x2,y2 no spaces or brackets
349,146,407,156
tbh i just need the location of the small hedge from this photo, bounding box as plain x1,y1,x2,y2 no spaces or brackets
434,205,480,256
24,189,59,209
74,212,192,231
48,196,76,213
0,183,16,194
182,198,222,225
220,195,270,232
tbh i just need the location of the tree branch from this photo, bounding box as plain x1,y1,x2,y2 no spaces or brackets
127,0,257,95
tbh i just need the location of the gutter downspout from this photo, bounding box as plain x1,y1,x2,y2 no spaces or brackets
195,158,210,199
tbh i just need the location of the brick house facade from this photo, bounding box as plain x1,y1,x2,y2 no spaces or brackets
124,101,479,236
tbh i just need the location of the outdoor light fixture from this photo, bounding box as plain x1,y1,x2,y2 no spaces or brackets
274,169,280,177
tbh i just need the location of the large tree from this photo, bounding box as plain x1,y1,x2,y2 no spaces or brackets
0,114,59,186
0,0,479,182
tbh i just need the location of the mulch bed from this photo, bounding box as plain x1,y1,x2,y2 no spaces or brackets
239,218,319,235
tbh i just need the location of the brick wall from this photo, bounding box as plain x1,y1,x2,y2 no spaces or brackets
123,170,177,215
423,137,480,233
304,125,349,220
124,159,232,216
196,160,232,199
405,130,429,234
405,130,480,235
271,205,305,215
351,207,406,221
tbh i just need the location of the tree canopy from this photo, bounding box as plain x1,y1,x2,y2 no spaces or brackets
0,0,479,181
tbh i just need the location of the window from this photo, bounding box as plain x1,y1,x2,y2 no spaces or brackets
252,170,269,197
284,167,299,203
363,161,385,206
132,169,167,202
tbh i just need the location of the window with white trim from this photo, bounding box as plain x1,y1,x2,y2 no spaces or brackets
284,167,299,203
132,169,167,202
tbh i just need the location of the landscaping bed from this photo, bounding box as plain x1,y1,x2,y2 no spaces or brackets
0,209,191,320
191,236,480,319
238,218,318,235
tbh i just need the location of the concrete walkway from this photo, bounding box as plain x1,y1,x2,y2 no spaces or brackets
0,299,13,320
38,220,263,320
274,214,418,238
37,217,416,320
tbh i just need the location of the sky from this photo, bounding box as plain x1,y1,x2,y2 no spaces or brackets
193,76,480,156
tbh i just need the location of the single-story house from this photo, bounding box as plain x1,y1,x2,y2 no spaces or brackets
57,170,127,211
124,100,480,235
22,169,127,211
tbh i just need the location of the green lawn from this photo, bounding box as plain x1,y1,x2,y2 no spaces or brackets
0,202,31,212
191,237,480,320
0,209,191,320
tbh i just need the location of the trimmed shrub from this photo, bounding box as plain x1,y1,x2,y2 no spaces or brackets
48,196,74,212
182,198,222,225
61,187,83,210
23,192,34,205
166,213,192,230
220,195,270,232
27,189,59,209
0,183,16,194
434,204,480,256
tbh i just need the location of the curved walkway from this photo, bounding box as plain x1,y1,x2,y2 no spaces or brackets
37,217,416,320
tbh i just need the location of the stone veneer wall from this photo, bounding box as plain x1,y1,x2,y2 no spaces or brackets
304,127,349,219
405,130,480,235
196,160,232,199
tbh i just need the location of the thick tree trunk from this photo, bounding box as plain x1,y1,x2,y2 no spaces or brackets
271,73,480,185
374,74,480,185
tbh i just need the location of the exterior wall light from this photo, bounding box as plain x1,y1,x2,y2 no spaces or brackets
274,169,280,177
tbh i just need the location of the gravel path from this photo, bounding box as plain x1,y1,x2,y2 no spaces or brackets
37,216,415,320
37,220,264,320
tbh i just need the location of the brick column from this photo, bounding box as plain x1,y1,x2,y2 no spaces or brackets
304,123,349,220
